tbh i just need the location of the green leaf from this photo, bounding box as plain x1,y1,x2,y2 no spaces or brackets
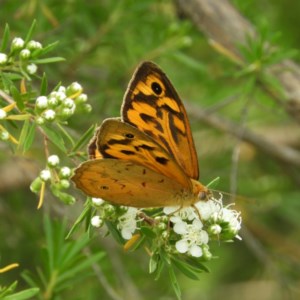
140,226,156,239
17,119,31,153
149,253,159,274
171,258,201,280
24,20,37,43
40,124,66,152
31,57,65,64
55,123,75,148
71,124,97,154
23,122,36,153
10,85,24,111
32,41,59,57
6,114,31,121
184,257,210,273
3,288,39,300
40,73,48,95
66,200,93,239
105,220,124,245
168,266,182,300
1,23,10,52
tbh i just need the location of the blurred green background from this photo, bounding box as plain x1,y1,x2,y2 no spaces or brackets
1,0,299,299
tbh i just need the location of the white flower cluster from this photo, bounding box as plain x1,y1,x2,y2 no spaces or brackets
10,37,43,74
90,194,242,258
34,84,91,123
163,195,242,257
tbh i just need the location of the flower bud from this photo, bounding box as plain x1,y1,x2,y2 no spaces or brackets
40,169,51,181
48,97,59,108
92,197,105,206
26,40,42,50
0,109,7,119
0,53,8,64
75,93,88,104
91,216,103,228
58,179,70,189
0,130,9,141
26,63,37,74
47,155,60,167
35,116,45,125
67,82,82,96
59,166,72,178
43,109,56,121
11,37,25,50
20,49,31,59
36,96,48,109
30,177,43,193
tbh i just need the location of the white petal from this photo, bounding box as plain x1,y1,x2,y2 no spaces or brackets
163,206,180,215
175,240,189,253
199,230,209,244
173,221,188,234
121,228,133,240
170,216,182,223
192,218,203,229
189,245,203,257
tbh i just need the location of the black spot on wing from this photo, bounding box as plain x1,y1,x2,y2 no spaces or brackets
155,156,169,165
121,150,135,155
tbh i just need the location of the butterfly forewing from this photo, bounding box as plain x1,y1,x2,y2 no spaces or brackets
94,118,191,189
122,61,199,180
72,159,193,207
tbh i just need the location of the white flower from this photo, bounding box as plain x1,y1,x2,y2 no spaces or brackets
26,63,37,74
11,37,25,50
195,194,242,239
118,207,138,240
195,199,222,221
91,216,102,228
174,219,209,257
20,49,31,59
220,207,242,235
40,169,51,181
47,155,60,167
36,96,48,109
0,53,8,64
92,198,105,206
0,109,7,119
43,109,56,121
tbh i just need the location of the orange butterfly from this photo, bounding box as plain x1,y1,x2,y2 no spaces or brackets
72,61,209,207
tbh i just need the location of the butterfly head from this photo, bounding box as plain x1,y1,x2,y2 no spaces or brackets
191,179,211,202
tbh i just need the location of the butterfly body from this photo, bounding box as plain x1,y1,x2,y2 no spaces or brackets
72,61,209,208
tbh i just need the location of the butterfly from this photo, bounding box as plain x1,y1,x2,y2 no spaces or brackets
72,61,209,208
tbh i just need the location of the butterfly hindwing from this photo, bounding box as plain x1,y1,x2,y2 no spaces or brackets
122,61,199,180
94,118,191,189
72,159,191,207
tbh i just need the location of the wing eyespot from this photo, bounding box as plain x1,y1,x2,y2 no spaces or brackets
151,82,162,95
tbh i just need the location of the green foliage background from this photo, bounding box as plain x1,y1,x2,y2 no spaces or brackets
1,0,299,299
